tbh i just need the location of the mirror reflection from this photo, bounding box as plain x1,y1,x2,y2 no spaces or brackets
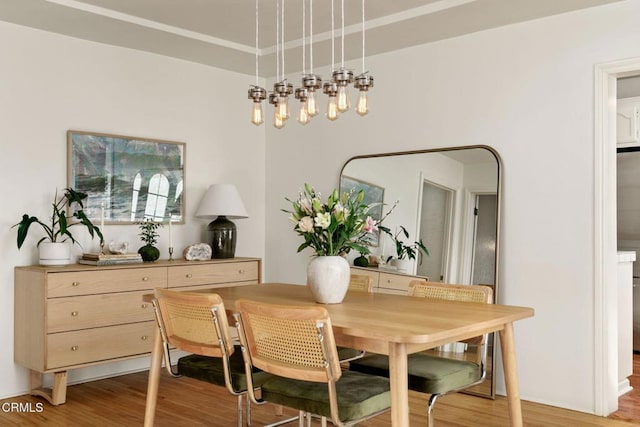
340,146,501,398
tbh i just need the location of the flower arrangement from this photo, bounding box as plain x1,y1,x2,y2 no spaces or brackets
284,183,386,256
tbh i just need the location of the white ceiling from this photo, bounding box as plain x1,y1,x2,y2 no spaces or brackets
0,0,620,77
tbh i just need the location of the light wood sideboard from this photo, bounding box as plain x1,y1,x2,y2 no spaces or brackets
351,266,429,294
14,257,261,405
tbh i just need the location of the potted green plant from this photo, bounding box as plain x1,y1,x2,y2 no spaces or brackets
13,188,104,265
380,225,429,273
138,218,162,262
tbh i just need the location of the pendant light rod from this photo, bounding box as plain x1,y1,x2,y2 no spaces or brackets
302,0,306,75
310,0,314,72
281,0,285,79
330,0,335,72
255,0,259,85
341,0,345,68
361,0,365,73
275,0,280,81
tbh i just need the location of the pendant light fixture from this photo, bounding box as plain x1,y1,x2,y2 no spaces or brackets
248,0,374,127
354,0,373,116
332,0,354,114
323,0,341,121
295,0,310,125
302,0,321,118
248,0,266,126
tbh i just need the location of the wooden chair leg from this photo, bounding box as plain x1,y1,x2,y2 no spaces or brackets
144,328,164,427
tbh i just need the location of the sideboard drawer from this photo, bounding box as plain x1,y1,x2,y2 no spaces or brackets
378,272,424,294
47,268,166,297
47,290,155,333
168,261,259,288
46,321,156,369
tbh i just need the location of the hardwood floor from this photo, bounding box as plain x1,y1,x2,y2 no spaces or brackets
609,353,640,424
1,369,638,426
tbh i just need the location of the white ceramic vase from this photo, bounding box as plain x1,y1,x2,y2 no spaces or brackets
39,242,71,266
307,256,350,304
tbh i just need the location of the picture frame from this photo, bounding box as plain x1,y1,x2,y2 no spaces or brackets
67,130,185,224
339,175,385,247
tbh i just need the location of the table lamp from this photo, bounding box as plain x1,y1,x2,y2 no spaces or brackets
195,184,248,258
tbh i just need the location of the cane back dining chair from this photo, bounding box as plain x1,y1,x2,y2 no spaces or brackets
349,281,494,426
146,288,295,427
234,299,391,427
347,273,374,294
336,274,375,363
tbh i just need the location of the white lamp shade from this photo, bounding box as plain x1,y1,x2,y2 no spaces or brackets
195,184,249,219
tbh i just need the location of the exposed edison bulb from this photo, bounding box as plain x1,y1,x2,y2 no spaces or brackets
251,102,264,125
297,103,310,125
337,85,350,112
276,97,290,121
355,91,369,116
326,96,339,121
273,108,285,129
306,91,319,117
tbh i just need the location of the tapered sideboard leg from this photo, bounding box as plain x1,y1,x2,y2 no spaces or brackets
29,370,68,405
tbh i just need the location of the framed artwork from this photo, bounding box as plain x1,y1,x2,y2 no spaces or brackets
67,130,185,224
339,175,384,247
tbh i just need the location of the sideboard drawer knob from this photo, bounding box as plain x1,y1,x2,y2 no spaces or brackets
186,273,193,279
238,269,245,274
71,311,79,317
142,276,149,281
141,303,148,309
141,335,148,341
72,281,80,287
71,346,78,351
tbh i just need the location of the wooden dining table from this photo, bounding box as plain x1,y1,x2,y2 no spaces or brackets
144,283,534,427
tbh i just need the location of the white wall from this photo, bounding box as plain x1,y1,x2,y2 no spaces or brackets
0,22,266,397
265,0,640,414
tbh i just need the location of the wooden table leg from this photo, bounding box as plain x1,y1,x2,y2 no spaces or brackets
499,322,523,427
144,327,163,427
388,343,409,427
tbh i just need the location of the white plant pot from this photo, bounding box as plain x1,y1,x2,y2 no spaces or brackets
390,258,412,274
307,256,350,304
39,242,71,266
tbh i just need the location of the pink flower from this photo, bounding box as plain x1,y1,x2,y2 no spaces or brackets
363,216,378,233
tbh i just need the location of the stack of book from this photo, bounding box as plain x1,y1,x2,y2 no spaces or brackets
78,252,143,266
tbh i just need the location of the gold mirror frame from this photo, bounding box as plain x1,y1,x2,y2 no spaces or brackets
340,145,502,399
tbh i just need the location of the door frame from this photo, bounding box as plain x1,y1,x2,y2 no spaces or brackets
594,57,640,415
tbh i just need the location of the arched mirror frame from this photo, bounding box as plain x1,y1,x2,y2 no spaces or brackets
339,144,502,399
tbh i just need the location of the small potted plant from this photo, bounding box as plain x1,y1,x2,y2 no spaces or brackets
13,188,104,265
138,218,162,262
380,225,429,273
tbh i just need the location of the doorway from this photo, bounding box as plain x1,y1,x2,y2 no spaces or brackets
595,57,640,416
417,180,453,281
470,194,498,286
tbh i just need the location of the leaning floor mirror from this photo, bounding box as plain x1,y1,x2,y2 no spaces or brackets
340,145,501,399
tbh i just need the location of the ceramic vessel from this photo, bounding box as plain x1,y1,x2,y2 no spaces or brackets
390,258,412,274
307,256,350,304
39,242,71,266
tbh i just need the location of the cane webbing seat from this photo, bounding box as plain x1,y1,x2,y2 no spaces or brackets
349,281,493,426
234,299,391,427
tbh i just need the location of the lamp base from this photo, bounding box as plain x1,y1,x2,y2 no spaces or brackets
208,216,236,259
